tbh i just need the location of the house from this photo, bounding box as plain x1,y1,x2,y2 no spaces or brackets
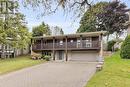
31,31,106,62
0,38,30,58
0,44,30,58
0,44,14,58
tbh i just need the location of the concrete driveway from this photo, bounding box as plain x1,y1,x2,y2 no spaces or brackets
0,61,96,87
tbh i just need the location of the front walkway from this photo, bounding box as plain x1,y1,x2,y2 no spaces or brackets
0,61,96,87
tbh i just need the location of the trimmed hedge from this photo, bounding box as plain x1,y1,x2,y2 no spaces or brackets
120,35,130,59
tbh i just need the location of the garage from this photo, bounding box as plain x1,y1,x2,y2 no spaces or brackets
70,51,98,62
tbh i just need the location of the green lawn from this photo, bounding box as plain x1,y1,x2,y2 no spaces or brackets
86,52,130,87
0,56,45,75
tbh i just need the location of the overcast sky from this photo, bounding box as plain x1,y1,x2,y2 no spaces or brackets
19,0,130,34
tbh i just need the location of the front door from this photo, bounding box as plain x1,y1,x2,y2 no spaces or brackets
59,51,64,60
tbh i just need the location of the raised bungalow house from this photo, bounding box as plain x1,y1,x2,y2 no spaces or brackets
31,31,106,62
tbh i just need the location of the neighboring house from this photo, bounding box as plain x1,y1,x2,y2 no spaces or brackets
0,44,14,58
0,38,30,58
0,44,30,58
31,31,106,62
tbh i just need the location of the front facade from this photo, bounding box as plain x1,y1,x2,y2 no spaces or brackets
31,31,106,62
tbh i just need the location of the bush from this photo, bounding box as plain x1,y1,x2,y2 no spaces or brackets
31,53,42,60
44,55,51,61
114,48,119,52
41,55,45,60
120,35,130,59
107,40,116,51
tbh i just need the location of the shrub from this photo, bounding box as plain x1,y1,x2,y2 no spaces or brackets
44,55,51,61
107,40,116,51
31,53,42,60
114,48,119,52
120,35,130,59
41,55,45,60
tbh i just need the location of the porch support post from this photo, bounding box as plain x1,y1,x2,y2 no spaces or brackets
53,37,55,60
41,38,43,50
80,35,83,48
99,34,103,62
65,36,68,61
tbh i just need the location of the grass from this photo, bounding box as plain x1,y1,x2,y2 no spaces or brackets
0,55,45,75
86,52,130,87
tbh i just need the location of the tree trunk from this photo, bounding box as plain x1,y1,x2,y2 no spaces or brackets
116,32,119,40
21,48,24,55
106,34,109,42
1,44,5,59
13,48,16,58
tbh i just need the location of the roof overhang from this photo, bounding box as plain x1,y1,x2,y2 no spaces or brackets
32,31,107,39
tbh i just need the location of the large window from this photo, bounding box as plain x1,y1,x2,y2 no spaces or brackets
85,37,92,47
77,39,81,48
86,38,91,42
59,40,63,45
70,40,74,43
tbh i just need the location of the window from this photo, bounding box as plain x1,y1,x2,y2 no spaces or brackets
86,44,91,47
59,40,63,45
36,40,41,44
85,38,92,47
77,39,81,48
77,40,81,43
42,52,51,56
70,40,73,43
86,38,91,42
44,41,47,45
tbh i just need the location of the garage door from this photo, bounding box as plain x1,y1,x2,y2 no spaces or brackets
70,51,98,62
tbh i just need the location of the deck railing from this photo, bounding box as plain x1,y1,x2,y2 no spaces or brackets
32,40,100,50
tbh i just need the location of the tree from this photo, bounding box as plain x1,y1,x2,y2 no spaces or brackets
120,35,130,59
32,22,51,37
107,40,116,51
0,0,31,49
0,19,7,44
5,13,31,48
52,26,64,35
22,0,92,17
77,2,108,33
97,1,129,41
